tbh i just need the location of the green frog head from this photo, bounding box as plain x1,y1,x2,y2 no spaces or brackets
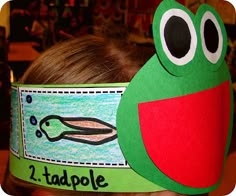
117,0,233,194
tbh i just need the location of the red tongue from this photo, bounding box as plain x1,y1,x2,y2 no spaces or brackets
138,81,230,188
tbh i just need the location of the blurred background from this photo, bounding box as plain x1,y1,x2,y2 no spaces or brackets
0,1,236,195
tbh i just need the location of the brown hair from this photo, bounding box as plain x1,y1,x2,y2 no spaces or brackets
20,35,153,84
3,35,183,196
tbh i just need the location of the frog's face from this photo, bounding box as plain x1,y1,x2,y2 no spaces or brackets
117,0,233,194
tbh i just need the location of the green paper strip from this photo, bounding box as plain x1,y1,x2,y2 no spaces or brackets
9,83,165,193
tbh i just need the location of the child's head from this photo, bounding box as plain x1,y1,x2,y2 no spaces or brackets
4,35,182,196
5,0,233,194
20,35,154,85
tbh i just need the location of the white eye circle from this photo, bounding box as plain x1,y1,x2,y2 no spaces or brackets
160,9,197,66
201,11,223,64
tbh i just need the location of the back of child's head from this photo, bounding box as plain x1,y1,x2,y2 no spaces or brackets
4,35,182,196
20,35,154,85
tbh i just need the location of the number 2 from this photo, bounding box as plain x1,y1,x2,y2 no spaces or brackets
29,165,37,181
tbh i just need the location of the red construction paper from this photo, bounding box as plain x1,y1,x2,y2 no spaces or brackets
138,81,230,187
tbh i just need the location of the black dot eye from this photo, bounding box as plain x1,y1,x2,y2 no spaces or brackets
201,11,223,64
45,121,50,126
160,9,197,66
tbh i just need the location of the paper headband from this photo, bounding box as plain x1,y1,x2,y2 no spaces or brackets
10,0,234,195
10,83,164,192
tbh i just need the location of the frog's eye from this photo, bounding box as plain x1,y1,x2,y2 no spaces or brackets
196,4,227,70
153,5,197,76
200,11,223,64
160,9,197,66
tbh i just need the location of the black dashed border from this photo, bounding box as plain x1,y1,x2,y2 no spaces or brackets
19,87,128,168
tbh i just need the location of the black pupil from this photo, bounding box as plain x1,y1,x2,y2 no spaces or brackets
204,19,219,53
164,16,191,58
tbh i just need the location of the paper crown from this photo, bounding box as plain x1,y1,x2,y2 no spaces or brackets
9,0,233,195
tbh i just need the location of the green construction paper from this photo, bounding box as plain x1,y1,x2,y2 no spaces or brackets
195,4,227,71
116,0,234,194
10,153,165,192
153,0,199,76
9,84,165,193
12,82,129,88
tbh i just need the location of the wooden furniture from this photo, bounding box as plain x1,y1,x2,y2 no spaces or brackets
8,42,40,62
128,33,153,45
8,42,40,81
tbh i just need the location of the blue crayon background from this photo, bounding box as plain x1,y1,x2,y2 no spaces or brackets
13,88,127,167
